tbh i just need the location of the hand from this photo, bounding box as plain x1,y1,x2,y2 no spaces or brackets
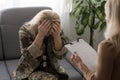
37,19,51,39
50,22,63,50
51,22,61,39
34,19,51,49
71,52,83,67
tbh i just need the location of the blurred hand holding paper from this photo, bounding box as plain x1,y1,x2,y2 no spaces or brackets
65,39,97,72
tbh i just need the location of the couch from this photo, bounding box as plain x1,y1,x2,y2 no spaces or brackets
0,7,83,80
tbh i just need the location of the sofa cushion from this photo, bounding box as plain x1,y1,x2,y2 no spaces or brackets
59,59,83,80
0,61,11,80
0,7,52,60
5,59,19,77
1,25,21,60
6,59,83,80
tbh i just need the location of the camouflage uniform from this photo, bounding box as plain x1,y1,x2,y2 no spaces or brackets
12,24,68,80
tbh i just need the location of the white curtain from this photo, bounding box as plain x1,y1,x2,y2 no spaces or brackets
0,0,72,12
60,0,78,40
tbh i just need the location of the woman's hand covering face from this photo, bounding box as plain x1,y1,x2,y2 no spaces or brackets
50,22,61,38
38,19,61,38
37,19,52,38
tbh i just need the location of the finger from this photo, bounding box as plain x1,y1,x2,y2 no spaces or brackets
40,20,51,29
45,24,51,33
38,19,47,25
72,54,76,59
52,26,57,33
51,29,55,34
74,53,78,56
44,22,51,30
41,20,51,29
70,56,73,61
74,51,77,54
55,22,62,29
74,53,79,58
52,24,60,33
38,19,49,29
70,56,75,63
40,19,48,25
40,23,51,36
51,27,58,33
39,23,51,34
38,19,47,27
43,20,51,28
53,23,60,29
71,58,77,66
53,24,60,30
74,52,80,57
70,55,74,60
55,21,60,26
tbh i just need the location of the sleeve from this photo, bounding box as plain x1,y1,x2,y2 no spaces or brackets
81,40,116,80
52,31,68,59
12,25,43,79
19,25,43,59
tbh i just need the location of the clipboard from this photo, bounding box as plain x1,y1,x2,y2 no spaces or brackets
65,39,97,72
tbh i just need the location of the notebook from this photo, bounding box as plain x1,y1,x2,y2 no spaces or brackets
65,39,97,72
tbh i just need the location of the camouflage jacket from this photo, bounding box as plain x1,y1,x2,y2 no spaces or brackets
12,24,68,80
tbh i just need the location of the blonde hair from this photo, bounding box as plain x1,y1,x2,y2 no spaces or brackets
28,9,61,26
104,0,120,52
105,0,120,53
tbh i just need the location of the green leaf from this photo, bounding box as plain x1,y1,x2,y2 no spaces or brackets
70,1,83,16
96,6,105,21
99,22,106,32
75,22,79,30
93,21,100,29
91,0,100,4
75,7,82,18
101,1,106,8
95,0,101,2
73,0,80,4
76,26,85,35
81,11,89,26
74,0,83,9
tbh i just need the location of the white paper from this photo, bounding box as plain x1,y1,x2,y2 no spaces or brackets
65,39,97,72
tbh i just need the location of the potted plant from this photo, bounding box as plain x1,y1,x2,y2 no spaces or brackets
70,0,106,47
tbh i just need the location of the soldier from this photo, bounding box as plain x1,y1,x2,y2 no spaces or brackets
12,10,68,80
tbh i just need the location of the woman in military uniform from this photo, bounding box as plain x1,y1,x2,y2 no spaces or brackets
12,10,68,80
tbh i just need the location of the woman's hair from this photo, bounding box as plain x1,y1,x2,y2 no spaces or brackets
104,0,120,38
28,9,60,26
104,0,120,52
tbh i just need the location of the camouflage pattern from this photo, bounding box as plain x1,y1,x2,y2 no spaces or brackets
29,71,58,80
12,24,68,80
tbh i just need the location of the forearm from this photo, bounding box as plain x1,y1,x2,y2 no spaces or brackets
27,33,44,59
78,62,95,80
34,33,44,49
54,36,62,50
53,35,67,59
